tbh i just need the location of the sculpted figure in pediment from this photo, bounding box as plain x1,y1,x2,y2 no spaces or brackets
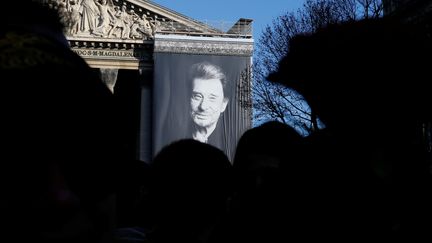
130,13,156,39
107,5,132,39
54,0,160,39
68,0,81,35
79,0,99,34
93,0,116,37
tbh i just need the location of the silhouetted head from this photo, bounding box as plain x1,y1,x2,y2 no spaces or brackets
267,17,432,177
149,139,232,228
234,121,303,169
2,1,67,47
233,121,304,194
267,17,431,134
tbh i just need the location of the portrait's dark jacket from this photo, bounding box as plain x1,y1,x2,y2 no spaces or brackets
206,117,226,153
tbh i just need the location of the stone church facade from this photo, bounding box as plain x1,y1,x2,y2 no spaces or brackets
45,0,254,162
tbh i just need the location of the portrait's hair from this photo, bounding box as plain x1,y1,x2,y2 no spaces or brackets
187,61,229,99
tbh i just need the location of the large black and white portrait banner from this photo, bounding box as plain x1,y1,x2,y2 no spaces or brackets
153,53,251,161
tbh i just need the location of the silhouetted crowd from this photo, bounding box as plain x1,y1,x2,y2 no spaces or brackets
1,1,431,242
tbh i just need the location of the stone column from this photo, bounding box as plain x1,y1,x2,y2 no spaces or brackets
100,68,118,93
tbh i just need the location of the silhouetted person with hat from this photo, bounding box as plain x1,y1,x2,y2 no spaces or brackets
267,16,432,241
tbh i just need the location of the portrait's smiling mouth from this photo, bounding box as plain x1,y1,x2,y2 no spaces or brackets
195,113,211,119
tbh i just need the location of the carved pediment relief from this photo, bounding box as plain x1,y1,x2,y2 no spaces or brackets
46,0,223,41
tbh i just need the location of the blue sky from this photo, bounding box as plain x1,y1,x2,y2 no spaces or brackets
151,0,305,40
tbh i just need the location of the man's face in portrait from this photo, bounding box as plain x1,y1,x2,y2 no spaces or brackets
190,78,228,129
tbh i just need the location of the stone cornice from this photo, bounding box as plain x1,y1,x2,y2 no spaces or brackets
154,34,254,56
67,36,153,49
71,46,151,60
68,38,153,69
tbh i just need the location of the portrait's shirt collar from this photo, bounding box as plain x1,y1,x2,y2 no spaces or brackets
192,133,208,143
192,122,218,143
